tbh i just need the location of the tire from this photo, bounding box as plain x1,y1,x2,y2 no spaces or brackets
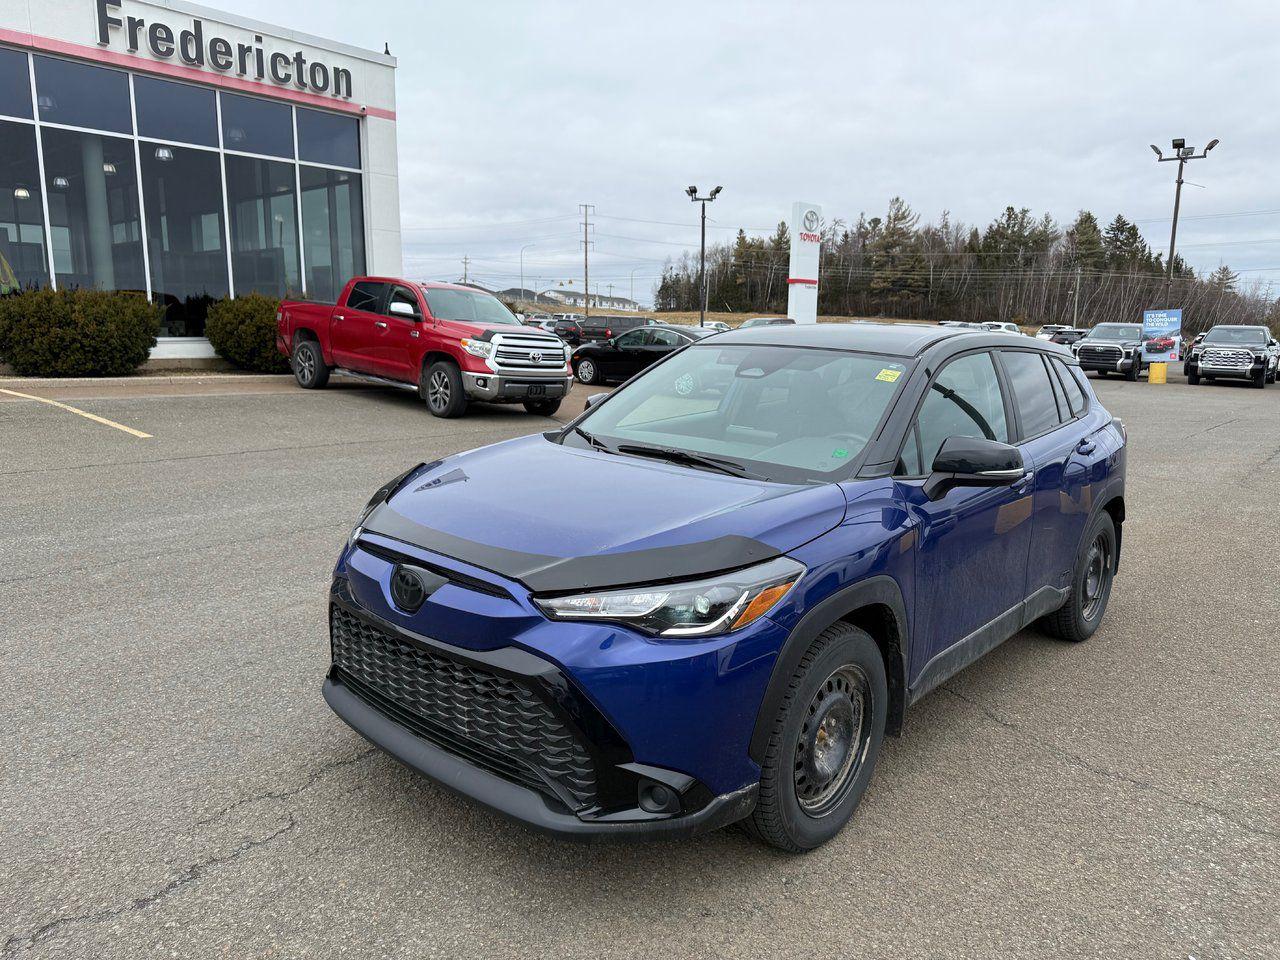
292,339,329,389
1095,370,1106,378
1039,511,1117,643
420,360,468,418
1124,361,1139,382
1253,368,1267,389
575,358,601,385
1187,371,1200,385
523,398,562,416
745,622,888,853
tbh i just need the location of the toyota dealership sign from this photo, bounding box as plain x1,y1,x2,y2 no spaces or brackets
788,201,822,324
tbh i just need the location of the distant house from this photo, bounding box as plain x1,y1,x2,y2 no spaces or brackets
543,289,640,312
497,287,561,306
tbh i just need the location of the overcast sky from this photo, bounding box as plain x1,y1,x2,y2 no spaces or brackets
233,0,1280,304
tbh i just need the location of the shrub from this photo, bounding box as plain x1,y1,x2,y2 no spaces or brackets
205,294,290,373
0,288,160,377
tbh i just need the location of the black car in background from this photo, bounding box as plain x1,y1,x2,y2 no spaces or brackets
579,314,648,342
572,324,714,384
1050,328,1088,346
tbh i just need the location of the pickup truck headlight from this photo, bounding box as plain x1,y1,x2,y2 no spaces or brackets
460,338,493,358
534,556,804,638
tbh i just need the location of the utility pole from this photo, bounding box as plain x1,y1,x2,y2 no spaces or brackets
580,203,594,317
519,243,536,308
461,255,470,284
629,267,640,306
1072,266,1081,327
1151,138,1219,306
685,185,722,326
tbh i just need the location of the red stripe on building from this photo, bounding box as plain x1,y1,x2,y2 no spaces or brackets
0,27,395,120
787,278,818,285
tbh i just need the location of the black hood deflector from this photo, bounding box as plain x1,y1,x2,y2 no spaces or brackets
362,504,780,594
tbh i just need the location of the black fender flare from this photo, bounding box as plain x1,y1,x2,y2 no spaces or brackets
748,575,910,764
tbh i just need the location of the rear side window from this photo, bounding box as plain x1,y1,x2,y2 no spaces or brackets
1001,351,1063,438
1051,358,1088,416
910,351,1009,472
346,281,385,312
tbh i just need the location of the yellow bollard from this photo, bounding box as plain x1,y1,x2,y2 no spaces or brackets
1149,361,1167,384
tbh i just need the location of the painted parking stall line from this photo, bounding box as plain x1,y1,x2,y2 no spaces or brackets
0,389,152,439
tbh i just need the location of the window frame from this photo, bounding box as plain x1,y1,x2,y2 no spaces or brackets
995,348,1078,443
383,284,422,320
892,347,1016,479
1047,355,1089,420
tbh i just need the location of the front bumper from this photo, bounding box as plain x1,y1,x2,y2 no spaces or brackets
1188,359,1263,380
461,371,573,402
1078,353,1138,372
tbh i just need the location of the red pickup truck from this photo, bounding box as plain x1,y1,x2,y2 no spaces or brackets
275,278,572,418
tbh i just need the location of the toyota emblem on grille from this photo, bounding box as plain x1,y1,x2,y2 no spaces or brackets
390,565,429,612
530,351,543,364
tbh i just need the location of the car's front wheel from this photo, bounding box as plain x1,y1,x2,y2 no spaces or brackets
421,360,468,418
1187,370,1200,385
746,622,887,853
575,358,601,385
1039,511,1117,643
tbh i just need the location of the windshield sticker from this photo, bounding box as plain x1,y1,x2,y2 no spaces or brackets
875,368,903,383
832,448,849,459
674,373,696,396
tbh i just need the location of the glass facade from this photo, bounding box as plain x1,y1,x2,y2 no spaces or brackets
0,46,366,331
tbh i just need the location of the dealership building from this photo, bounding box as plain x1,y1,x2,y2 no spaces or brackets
0,0,400,357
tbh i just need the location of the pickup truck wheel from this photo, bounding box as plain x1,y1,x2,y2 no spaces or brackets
1124,361,1139,382
1187,370,1200,385
523,398,562,416
575,358,601,385
745,622,887,853
421,361,468,418
1252,368,1267,389
292,340,329,389
1038,511,1116,643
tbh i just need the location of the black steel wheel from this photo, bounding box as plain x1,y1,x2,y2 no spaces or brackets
1039,510,1117,643
746,622,887,852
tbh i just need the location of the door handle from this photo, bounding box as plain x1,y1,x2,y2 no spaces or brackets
1076,439,1096,455
374,321,388,329
410,330,420,338
1012,472,1034,494
333,314,344,322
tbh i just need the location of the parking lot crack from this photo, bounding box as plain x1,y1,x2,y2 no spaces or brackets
2,815,297,957
939,685,1279,842
196,747,377,827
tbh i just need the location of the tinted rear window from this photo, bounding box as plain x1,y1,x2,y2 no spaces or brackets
1001,351,1063,438
346,281,385,312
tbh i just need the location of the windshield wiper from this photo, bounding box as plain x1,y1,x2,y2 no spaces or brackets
614,443,753,478
568,425,612,453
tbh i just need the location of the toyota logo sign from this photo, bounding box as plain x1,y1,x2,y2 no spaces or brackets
803,209,820,232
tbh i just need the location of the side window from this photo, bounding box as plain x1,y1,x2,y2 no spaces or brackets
651,329,682,347
385,285,421,318
346,281,385,312
616,329,648,347
1001,351,1064,438
912,352,1010,471
897,424,924,476
1051,357,1088,416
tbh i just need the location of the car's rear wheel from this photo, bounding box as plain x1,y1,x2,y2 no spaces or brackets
421,360,468,418
575,358,601,385
746,622,887,853
523,398,562,416
292,339,329,389
1039,511,1117,643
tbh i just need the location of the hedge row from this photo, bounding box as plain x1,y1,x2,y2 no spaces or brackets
0,289,288,377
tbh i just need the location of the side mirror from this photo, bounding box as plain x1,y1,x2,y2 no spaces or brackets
583,393,607,410
923,436,1025,501
388,301,418,319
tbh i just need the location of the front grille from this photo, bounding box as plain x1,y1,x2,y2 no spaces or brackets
491,334,567,370
330,604,597,809
1078,344,1122,362
1201,347,1253,369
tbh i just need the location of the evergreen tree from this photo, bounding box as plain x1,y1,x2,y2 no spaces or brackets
1207,264,1239,292
1063,211,1106,271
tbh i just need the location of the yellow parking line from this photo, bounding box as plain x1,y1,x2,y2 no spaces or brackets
0,388,152,439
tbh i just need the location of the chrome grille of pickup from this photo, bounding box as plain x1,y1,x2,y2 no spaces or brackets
1201,348,1252,369
1077,344,1122,363
491,333,568,370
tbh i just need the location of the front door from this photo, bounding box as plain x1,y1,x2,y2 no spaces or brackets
896,350,1035,678
371,285,424,381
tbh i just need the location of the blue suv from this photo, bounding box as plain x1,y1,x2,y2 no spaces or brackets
324,323,1126,851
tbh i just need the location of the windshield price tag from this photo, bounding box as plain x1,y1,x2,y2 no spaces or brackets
875,368,903,383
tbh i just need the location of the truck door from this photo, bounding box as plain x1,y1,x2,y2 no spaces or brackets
372,285,424,381
328,280,388,374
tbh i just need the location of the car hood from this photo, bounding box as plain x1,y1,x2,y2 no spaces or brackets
362,434,847,593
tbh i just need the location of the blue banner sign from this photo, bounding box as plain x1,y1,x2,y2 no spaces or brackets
1142,308,1182,361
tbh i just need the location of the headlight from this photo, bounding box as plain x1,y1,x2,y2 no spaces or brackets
534,556,804,638
461,338,493,358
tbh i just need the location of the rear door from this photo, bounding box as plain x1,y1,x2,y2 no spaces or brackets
604,328,651,378
329,280,388,373
997,350,1099,604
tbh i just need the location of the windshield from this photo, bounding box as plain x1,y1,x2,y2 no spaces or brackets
1203,326,1267,345
422,288,521,325
571,344,909,483
1086,324,1140,341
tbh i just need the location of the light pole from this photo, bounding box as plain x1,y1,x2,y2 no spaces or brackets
1151,137,1218,306
519,243,536,309
685,185,722,326
629,266,640,308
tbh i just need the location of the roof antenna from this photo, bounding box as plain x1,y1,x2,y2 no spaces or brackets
384,43,391,55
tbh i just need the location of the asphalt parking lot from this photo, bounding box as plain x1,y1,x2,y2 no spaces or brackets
1,370,1276,960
